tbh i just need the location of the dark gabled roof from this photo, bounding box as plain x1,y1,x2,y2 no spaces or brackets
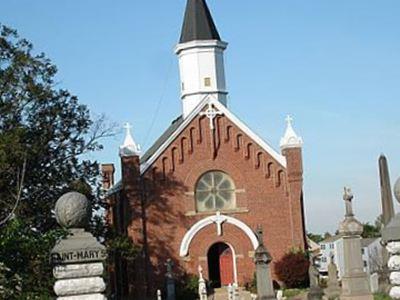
361,237,380,247
321,235,342,244
140,116,184,164
180,0,221,43
106,116,184,197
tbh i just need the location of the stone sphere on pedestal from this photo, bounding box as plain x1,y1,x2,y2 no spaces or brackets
55,192,91,228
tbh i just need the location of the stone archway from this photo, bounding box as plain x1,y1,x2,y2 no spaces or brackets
179,212,259,257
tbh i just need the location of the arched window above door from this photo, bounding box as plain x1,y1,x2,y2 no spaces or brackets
195,171,236,212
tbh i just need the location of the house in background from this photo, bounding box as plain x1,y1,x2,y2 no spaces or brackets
307,237,321,257
361,238,383,275
318,235,383,280
318,235,343,277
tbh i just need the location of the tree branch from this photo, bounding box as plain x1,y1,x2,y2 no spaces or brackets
0,154,26,226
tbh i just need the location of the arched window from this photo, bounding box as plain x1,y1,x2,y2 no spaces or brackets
195,171,236,212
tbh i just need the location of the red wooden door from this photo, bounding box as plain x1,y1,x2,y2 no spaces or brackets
219,245,234,286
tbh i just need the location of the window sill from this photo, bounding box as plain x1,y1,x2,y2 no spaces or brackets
185,207,249,217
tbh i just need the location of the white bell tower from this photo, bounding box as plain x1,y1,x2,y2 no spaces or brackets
176,0,228,118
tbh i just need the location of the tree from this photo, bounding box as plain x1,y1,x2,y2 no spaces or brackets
362,222,381,238
0,24,115,297
274,250,310,289
307,232,324,243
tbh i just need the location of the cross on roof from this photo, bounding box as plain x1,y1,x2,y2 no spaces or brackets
123,122,133,132
285,115,293,125
200,103,223,130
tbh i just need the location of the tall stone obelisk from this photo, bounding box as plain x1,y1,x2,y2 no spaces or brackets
339,188,373,300
378,154,394,292
379,154,395,225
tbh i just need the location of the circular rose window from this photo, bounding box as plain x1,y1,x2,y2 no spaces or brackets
195,171,236,212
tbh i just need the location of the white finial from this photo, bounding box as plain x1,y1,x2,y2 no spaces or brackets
286,115,293,125
280,115,303,150
198,265,204,279
119,122,141,157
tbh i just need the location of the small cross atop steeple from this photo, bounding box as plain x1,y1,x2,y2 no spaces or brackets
280,115,303,150
285,115,293,125
119,122,141,157
123,122,132,131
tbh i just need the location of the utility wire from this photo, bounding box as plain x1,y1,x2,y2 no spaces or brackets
142,56,174,149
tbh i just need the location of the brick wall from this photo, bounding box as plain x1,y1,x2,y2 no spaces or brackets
112,112,306,297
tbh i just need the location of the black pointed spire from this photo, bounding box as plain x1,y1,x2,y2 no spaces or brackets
180,0,221,43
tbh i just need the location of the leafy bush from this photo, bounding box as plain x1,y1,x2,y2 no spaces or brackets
176,274,199,300
244,272,257,294
274,251,310,288
106,234,140,261
0,218,67,299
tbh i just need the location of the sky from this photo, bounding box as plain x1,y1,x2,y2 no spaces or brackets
2,0,400,234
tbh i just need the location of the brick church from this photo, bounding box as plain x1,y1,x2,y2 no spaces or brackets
102,0,307,298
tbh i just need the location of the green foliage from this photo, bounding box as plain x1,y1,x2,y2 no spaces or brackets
362,222,381,238
244,272,257,294
307,232,324,243
0,262,22,299
0,23,112,230
106,234,140,261
373,292,391,300
283,288,308,298
274,251,310,289
176,274,199,300
0,24,114,297
0,218,66,299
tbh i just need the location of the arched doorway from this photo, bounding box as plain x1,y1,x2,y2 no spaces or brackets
207,242,234,288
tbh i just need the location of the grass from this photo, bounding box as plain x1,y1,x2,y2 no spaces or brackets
283,288,309,298
374,292,391,300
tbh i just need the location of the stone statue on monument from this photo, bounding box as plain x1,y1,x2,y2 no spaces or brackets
343,187,354,217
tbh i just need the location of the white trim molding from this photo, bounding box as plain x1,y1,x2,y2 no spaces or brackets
179,212,259,257
141,97,286,174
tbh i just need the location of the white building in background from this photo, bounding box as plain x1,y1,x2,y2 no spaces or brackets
318,235,343,277
361,238,384,275
307,237,321,256
318,236,383,279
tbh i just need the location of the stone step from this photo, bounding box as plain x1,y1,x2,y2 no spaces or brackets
208,287,254,300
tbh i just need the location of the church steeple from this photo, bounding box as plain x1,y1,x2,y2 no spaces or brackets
176,0,228,118
180,0,221,43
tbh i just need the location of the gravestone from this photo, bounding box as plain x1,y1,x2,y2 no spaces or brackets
254,226,276,300
51,192,107,300
307,254,324,300
165,259,176,300
369,273,379,293
338,188,373,300
325,258,341,299
198,265,207,300
157,289,162,300
228,283,234,300
381,177,400,299
233,282,240,300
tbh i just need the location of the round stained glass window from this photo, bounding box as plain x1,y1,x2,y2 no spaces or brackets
195,171,236,212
